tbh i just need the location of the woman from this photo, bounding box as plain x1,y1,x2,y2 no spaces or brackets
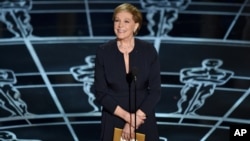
94,3,161,141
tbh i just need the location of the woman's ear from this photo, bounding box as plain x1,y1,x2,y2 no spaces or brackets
134,23,139,35
134,23,139,32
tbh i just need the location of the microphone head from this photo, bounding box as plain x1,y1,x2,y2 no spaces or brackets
126,67,138,83
131,67,138,81
131,67,138,77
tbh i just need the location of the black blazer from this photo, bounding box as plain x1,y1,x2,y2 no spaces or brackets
94,38,161,141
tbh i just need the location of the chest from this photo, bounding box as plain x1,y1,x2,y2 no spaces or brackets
104,51,150,86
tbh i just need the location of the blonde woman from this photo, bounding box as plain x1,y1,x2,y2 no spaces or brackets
94,3,161,141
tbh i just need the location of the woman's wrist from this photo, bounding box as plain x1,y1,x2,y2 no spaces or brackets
124,112,131,123
114,106,130,123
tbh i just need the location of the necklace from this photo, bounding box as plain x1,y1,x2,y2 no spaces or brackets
117,41,134,55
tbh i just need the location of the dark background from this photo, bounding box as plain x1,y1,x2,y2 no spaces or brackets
0,0,250,141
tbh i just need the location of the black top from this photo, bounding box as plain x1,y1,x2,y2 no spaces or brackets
94,38,161,141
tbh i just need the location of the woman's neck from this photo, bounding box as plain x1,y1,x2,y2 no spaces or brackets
117,37,135,49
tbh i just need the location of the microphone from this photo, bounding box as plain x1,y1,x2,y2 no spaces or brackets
126,67,138,84
131,67,138,82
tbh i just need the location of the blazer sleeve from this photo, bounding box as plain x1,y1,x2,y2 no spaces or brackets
94,45,118,114
139,44,161,116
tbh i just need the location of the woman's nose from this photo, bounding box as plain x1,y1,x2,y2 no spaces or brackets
118,22,123,27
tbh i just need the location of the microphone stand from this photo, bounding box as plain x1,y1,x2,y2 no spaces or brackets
127,73,132,141
133,74,137,141
127,68,137,141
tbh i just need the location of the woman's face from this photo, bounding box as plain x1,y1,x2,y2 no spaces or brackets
114,11,139,40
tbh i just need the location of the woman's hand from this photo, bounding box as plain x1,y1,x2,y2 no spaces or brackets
114,107,146,129
114,106,131,123
130,113,146,129
122,123,135,140
129,109,146,129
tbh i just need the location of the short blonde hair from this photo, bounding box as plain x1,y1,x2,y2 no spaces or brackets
112,3,143,35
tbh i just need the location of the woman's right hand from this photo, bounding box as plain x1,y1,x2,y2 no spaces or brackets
122,123,135,140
